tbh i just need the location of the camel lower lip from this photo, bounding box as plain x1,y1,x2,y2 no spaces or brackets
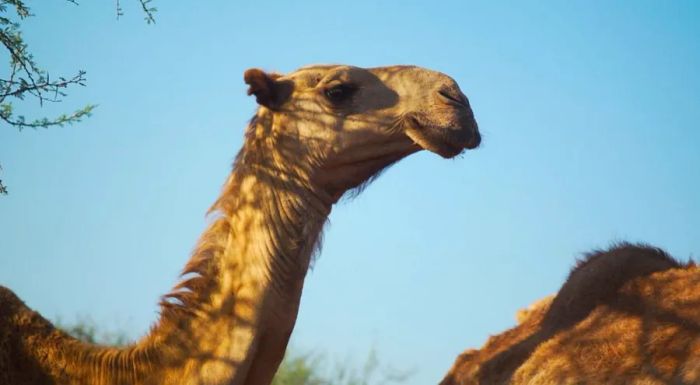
440,142,465,158
405,125,474,158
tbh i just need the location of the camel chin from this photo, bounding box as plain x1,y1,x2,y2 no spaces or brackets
405,126,474,159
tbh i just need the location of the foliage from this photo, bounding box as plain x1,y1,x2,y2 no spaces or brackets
272,348,413,385
0,164,6,195
0,1,96,129
0,0,156,195
56,316,131,346
272,351,326,385
117,0,157,24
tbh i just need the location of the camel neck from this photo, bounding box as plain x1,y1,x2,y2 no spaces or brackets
25,161,333,385
209,162,332,299
148,163,333,384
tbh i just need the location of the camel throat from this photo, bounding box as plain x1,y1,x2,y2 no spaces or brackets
160,166,331,385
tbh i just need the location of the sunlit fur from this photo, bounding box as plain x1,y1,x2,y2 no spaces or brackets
0,64,479,385
441,243,700,385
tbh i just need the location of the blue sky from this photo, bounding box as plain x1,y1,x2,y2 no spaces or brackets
1,1,699,384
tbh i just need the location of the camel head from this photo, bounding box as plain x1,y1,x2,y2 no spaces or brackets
243,64,480,200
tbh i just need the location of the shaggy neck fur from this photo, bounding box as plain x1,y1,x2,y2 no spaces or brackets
1,110,333,385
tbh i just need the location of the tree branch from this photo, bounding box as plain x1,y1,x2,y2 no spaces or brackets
138,0,156,24
116,0,157,24
0,0,156,194
0,103,96,130
0,71,87,101
0,163,7,195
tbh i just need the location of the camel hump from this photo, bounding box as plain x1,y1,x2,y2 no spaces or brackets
515,295,554,324
0,285,20,298
0,285,38,335
0,285,24,315
542,243,682,330
573,243,681,276
0,285,46,331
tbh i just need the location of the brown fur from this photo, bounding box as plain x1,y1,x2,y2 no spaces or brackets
0,64,480,385
441,243,700,385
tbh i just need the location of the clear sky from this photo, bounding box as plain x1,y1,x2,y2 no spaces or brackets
1,1,699,384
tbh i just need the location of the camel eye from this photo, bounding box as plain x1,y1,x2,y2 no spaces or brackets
324,84,355,104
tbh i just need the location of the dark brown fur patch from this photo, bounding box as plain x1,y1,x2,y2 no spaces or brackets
543,242,682,330
441,243,691,385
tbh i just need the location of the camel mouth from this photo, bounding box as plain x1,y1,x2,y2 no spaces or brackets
405,116,481,159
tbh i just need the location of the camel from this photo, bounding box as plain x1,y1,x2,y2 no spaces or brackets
0,64,481,385
440,243,700,385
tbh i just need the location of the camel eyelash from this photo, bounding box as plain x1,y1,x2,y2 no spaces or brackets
323,83,356,103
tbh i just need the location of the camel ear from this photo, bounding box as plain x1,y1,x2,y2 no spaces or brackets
243,68,291,109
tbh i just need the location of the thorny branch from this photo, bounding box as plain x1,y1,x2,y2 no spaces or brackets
117,0,157,24
0,0,155,195
0,1,97,130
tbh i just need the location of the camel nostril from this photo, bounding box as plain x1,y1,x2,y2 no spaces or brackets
438,88,467,107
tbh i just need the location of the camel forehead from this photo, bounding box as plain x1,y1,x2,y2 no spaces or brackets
283,64,432,89
284,65,354,88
